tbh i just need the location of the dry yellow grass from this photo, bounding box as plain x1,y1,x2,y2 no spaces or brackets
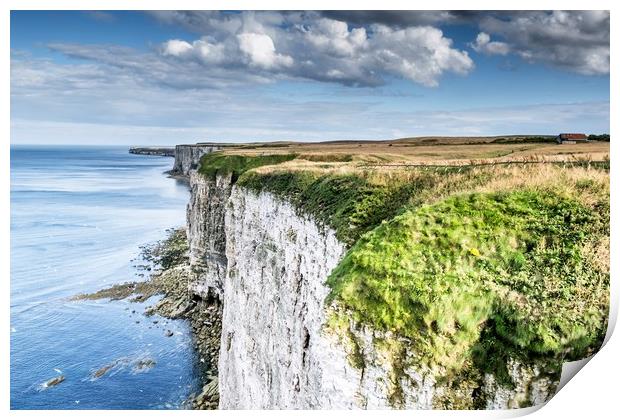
220,139,609,166
250,155,609,219
211,138,610,233
475,164,609,202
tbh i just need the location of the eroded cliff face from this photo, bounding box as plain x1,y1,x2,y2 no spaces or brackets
219,187,347,408
186,171,232,300
480,359,559,409
185,173,560,409
184,170,232,409
173,145,223,176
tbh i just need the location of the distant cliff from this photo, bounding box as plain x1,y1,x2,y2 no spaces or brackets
171,144,228,177
129,147,175,157
129,144,231,176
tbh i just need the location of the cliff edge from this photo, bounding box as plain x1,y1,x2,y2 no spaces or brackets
182,148,609,409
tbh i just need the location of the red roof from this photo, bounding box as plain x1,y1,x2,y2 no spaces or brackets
559,133,587,140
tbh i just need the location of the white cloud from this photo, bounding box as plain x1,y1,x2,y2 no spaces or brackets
151,11,609,78
161,32,295,71
154,16,473,87
161,39,193,56
45,43,271,90
303,18,367,57
161,38,228,65
237,33,293,69
370,25,473,87
470,32,510,55
479,11,609,75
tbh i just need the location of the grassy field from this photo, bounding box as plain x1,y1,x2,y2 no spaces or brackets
213,137,609,165
197,137,610,408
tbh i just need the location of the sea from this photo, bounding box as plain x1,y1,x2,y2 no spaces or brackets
10,145,200,409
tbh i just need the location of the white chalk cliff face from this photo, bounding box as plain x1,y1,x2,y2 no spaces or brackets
186,171,232,301
185,171,559,409
173,145,223,176
220,187,353,408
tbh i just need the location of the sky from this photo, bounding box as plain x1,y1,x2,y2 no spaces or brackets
10,10,610,145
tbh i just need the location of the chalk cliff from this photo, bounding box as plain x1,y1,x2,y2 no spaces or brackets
184,171,559,409
172,145,225,176
186,171,232,301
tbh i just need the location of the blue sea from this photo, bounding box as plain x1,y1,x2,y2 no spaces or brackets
10,145,200,409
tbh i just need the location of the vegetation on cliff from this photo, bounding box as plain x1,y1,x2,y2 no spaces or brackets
197,148,609,408
143,228,190,270
239,170,423,245
198,153,297,181
326,189,608,371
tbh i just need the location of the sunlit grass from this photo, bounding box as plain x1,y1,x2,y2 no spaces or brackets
198,148,609,404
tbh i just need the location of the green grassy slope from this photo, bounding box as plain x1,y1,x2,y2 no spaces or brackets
326,190,608,373
198,152,610,407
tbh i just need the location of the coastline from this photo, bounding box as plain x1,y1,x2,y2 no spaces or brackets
71,142,610,409
68,150,216,409
10,146,196,409
73,228,220,409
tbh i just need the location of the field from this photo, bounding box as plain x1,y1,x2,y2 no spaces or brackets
197,137,610,408
213,137,610,166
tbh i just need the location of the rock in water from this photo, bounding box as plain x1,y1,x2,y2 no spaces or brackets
91,357,131,379
93,364,115,379
134,359,157,372
43,375,65,388
165,330,174,337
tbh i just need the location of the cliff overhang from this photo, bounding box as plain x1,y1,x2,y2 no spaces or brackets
184,150,610,409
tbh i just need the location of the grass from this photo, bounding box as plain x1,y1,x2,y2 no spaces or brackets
297,153,354,162
197,138,609,167
198,153,298,181
490,136,557,144
238,170,428,245
325,188,608,387
237,161,608,241
195,145,609,406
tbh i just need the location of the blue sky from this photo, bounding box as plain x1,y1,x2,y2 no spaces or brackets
10,10,610,145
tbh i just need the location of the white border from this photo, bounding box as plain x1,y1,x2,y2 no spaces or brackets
2,1,616,419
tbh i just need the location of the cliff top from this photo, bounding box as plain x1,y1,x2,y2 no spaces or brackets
199,137,609,167
193,142,609,406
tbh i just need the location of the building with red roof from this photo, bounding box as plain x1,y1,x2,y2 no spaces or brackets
556,133,588,144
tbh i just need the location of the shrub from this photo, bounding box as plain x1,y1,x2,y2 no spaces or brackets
326,190,609,375
588,134,610,142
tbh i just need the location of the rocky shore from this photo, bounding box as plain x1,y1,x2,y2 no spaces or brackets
73,228,220,409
